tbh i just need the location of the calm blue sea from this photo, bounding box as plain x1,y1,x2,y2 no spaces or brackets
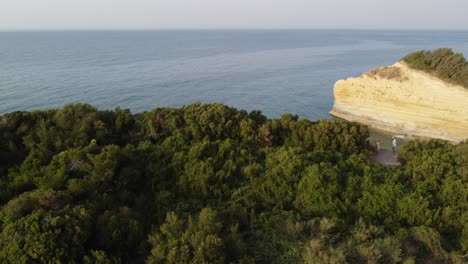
1,30,467,120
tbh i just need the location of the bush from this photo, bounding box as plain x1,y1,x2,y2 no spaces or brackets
402,48,468,88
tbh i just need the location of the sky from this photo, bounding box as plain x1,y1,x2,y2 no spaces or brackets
0,0,467,30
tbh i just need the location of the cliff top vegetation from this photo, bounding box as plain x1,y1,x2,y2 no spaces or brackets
402,48,468,88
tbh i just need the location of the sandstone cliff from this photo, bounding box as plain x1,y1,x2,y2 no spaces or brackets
330,61,468,143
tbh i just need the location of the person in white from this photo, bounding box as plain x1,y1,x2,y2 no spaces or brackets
392,137,397,153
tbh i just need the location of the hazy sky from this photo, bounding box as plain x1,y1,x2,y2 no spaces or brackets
1,0,467,30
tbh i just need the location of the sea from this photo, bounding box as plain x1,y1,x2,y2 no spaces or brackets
1,30,468,121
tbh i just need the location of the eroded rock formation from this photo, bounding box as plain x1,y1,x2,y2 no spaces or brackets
330,62,468,143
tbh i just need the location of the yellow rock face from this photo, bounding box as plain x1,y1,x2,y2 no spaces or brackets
330,62,468,143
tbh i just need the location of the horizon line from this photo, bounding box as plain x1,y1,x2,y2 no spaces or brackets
1,27,468,32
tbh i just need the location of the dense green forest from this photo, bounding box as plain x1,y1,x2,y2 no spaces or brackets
0,103,466,263
402,48,468,88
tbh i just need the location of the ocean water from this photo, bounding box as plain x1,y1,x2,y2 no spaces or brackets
1,30,467,120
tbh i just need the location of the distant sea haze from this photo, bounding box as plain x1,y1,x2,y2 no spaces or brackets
1,30,467,120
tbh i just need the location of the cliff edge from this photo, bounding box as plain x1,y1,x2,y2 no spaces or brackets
330,61,468,143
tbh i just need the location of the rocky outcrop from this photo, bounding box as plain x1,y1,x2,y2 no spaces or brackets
330,62,468,143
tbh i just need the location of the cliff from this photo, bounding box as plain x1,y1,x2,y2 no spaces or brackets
330,61,468,143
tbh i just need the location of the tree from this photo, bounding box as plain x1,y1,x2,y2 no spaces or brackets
147,208,225,264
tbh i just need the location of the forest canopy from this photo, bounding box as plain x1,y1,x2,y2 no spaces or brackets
0,103,466,263
402,48,468,88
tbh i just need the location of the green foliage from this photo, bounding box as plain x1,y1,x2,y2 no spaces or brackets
147,208,226,264
0,205,92,263
402,48,468,88
94,207,145,260
0,103,466,263
295,163,345,217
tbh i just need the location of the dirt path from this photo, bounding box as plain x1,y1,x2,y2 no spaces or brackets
371,149,401,166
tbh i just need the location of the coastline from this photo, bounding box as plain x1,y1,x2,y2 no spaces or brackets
330,62,468,144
